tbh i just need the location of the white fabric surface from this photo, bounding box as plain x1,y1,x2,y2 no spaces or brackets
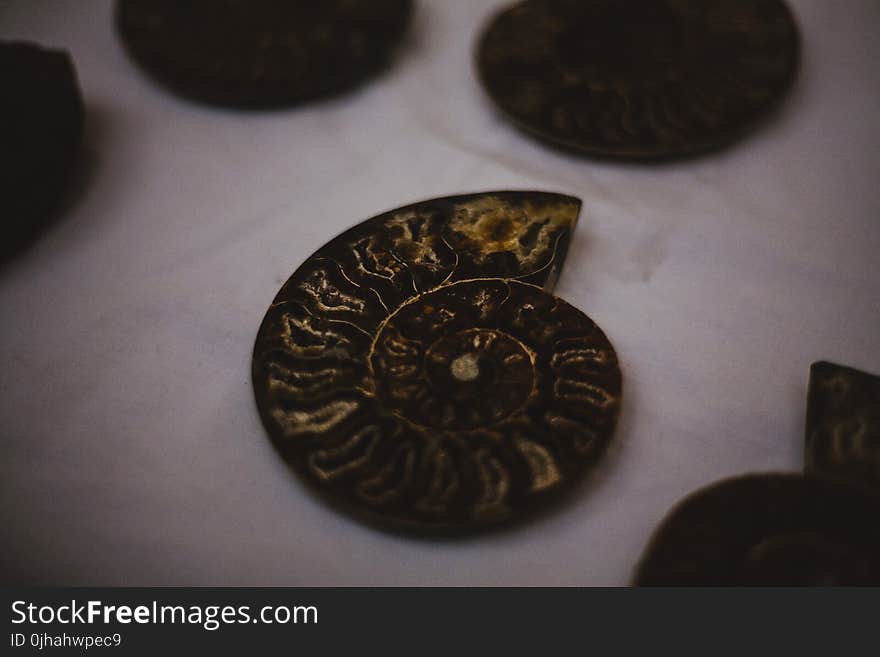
1,0,878,585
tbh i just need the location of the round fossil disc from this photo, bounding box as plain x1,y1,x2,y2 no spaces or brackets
634,474,880,586
252,192,622,531
476,0,800,159
115,0,413,107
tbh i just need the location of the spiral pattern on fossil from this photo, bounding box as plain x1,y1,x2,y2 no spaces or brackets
477,0,799,159
252,192,622,530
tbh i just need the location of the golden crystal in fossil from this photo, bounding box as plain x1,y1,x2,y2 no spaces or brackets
252,191,621,531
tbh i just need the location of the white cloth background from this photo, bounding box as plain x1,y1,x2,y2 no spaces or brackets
1,0,878,585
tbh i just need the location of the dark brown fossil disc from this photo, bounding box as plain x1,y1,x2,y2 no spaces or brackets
1,41,84,260
116,0,413,107
634,474,880,586
476,0,800,159
252,192,622,531
806,361,880,493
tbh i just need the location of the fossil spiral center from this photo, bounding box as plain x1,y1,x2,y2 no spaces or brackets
450,353,480,382
369,285,537,431
423,329,531,400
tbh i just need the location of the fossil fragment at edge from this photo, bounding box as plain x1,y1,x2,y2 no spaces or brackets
806,361,880,493
252,192,622,531
115,0,413,107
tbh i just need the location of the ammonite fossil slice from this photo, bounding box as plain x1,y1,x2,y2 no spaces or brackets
1,41,84,260
806,362,880,493
116,0,413,107
476,0,799,159
634,474,880,586
252,192,622,531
